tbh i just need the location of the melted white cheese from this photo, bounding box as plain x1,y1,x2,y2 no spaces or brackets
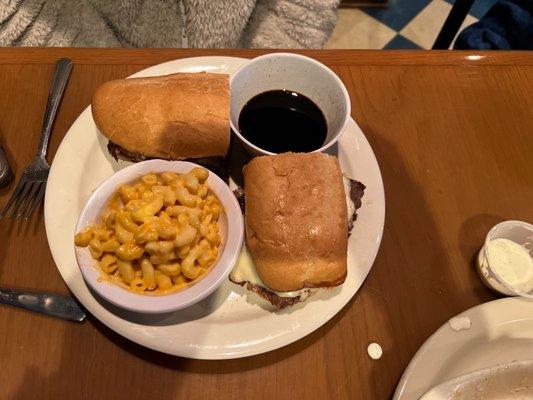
342,176,356,223
230,245,312,298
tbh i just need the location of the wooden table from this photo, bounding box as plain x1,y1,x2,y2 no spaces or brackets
1,49,532,400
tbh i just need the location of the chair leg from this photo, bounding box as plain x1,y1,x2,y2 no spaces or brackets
433,0,476,49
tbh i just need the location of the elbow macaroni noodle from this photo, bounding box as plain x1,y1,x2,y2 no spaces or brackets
75,168,222,294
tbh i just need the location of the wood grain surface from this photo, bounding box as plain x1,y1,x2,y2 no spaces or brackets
0,49,532,400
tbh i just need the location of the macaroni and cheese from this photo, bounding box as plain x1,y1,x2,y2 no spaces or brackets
74,168,222,295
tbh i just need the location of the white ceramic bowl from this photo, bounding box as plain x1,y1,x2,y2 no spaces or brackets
74,159,244,314
230,53,351,156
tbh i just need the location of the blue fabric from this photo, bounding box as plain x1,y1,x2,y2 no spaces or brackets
444,0,500,19
455,0,533,49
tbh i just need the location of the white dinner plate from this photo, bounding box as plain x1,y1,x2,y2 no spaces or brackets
45,56,385,359
394,297,533,399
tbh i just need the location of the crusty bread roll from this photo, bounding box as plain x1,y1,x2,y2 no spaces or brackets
92,73,230,160
243,153,348,292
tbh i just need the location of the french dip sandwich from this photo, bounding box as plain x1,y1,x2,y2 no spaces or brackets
92,72,230,162
230,152,365,308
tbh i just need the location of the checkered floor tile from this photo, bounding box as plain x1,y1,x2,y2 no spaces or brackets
325,0,485,49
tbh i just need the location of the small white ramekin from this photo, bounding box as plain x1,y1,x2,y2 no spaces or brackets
230,53,351,156
477,220,533,297
74,159,244,314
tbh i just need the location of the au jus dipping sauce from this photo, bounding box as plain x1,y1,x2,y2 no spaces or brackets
238,90,327,153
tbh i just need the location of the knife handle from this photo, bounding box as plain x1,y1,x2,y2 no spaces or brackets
0,288,86,322
0,143,13,188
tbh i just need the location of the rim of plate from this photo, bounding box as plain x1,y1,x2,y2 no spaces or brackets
44,55,385,359
393,297,533,399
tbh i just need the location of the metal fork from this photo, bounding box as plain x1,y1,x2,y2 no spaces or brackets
0,58,73,220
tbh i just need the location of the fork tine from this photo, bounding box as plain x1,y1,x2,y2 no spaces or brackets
17,182,41,219
24,182,45,220
1,180,28,219
9,181,33,219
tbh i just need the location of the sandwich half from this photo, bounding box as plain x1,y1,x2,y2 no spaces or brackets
230,152,365,308
92,72,230,161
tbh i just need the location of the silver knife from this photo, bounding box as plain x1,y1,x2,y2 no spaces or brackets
0,288,86,322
